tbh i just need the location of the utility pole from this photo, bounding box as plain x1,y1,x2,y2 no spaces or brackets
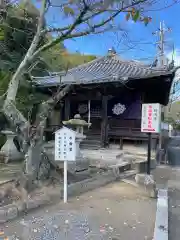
159,22,165,66
153,21,171,67
153,21,172,162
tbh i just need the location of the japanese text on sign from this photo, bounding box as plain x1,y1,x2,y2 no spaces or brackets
141,103,161,133
55,127,76,161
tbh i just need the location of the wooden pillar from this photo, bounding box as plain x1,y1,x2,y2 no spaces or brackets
59,102,63,124
64,96,70,120
101,95,108,148
119,137,123,150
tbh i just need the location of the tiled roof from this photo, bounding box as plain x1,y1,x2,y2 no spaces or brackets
32,54,175,87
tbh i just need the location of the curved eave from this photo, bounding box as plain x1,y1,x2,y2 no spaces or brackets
32,68,177,88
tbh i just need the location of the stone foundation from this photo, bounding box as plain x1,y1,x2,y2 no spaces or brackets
135,160,156,173
135,173,157,198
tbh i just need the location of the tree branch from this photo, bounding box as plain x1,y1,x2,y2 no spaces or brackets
3,0,49,153
66,10,123,38
44,9,106,33
30,4,89,62
27,0,148,63
4,0,48,103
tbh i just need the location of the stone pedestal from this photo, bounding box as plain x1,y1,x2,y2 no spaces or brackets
135,173,157,198
0,130,23,163
135,160,156,173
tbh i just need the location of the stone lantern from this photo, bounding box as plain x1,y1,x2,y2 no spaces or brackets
63,114,91,171
0,130,23,163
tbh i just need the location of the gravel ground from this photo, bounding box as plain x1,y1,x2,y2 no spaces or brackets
1,181,156,240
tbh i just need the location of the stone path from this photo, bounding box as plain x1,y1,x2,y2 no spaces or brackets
2,181,156,240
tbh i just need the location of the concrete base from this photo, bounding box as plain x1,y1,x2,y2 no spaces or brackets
135,173,157,198
60,170,117,198
57,158,90,173
135,160,156,174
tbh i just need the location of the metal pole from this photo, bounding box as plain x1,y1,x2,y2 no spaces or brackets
147,132,151,175
64,160,68,203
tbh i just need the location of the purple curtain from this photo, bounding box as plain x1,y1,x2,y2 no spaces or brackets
108,93,141,119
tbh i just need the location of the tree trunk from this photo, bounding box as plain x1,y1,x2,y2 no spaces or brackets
3,84,72,181
1,0,73,182
26,85,72,180
25,143,42,178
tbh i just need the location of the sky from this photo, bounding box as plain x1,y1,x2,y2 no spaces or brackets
32,0,180,65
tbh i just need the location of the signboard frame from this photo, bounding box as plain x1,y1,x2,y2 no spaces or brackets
141,103,161,133
55,127,76,162
54,127,76,203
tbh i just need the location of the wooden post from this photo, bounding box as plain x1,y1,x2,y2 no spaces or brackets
101,95,108,148
120,137,123,150
64,96,70,120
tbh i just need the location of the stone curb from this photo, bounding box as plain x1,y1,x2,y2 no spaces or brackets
0,179,15,187
153,189,168,240
0,195,50,223
60,170,118,198
0,169,134,223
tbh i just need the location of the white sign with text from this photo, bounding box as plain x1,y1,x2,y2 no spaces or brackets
141,103,161,133
54,127,76,203
55,126,76,162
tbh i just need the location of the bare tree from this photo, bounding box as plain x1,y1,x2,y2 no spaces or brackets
1,0,154,182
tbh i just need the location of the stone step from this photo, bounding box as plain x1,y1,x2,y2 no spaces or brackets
81,145,101,150
80,138,101,149
80,143,101,150
110,161,132,171
81,138,101,143
85,134,101,140
80,140,101,146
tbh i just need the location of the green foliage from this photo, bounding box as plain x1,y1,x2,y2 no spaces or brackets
40,43,67,72
125,7,152,25
131,10,140,22
0,2,96,117
63,6,75,16
40,44,96,72
0,2,49,116
0,1,45,71
164,115,180,130
0,71,49,118
65,53,96,68
165,102,180,121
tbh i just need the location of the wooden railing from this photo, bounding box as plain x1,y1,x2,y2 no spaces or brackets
109,126,141,133
108,126,159,139
44,124,160,142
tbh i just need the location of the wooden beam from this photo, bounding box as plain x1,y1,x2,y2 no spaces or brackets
101,95,108,148
64,95,70,120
